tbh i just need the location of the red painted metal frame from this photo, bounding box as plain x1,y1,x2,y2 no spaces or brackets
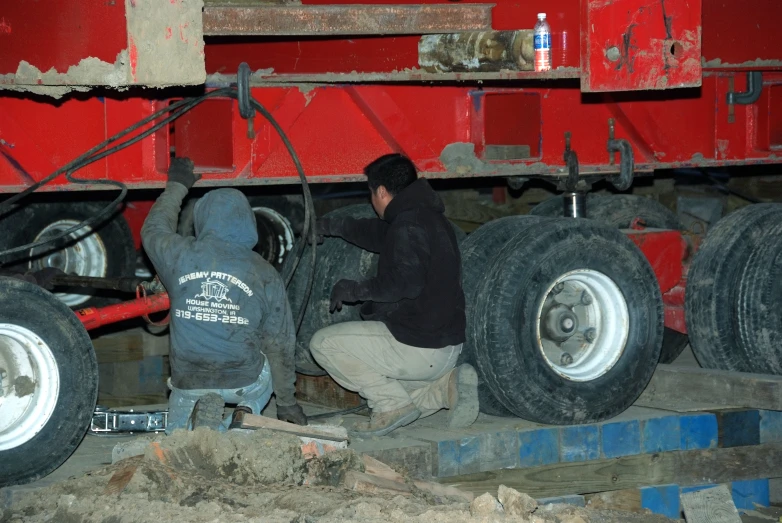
2,72,782,192
625,228,688,334
580,0,702,92
75,292,170,331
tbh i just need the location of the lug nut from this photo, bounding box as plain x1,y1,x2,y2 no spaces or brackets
553,282,565,294
581,291,593,305
560,353,573,365
584,328,597,343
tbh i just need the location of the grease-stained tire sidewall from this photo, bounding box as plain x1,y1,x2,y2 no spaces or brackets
474,220,663,424
0,277,98,487
686,204,782,372
459,215,547,417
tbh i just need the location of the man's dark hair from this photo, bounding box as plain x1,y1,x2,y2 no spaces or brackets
364,154,418,196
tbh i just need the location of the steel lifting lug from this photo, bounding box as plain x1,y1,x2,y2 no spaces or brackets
607,138,634,191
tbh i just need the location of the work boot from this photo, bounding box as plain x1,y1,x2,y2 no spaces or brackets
350,403,421,437
189,393,225,431
447,364,479,428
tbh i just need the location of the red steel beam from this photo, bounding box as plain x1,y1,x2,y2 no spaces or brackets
202,4,494,36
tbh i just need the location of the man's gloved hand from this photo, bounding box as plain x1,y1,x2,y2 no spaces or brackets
277,403,308,425
31,268,65,291
167,157,200,190
307,218,332,246
330,279,359,313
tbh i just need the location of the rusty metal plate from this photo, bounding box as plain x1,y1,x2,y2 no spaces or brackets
202,4,494,36
581,0,702,92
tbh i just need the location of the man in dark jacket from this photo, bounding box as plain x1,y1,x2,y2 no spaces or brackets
141,158,305,433
309,153,478,437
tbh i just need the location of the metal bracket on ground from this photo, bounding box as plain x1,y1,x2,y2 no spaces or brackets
90,406,168,435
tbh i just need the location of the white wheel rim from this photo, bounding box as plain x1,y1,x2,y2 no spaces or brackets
535,269,629,381
28,220,108,307
252,206,295,266
0,324,60,450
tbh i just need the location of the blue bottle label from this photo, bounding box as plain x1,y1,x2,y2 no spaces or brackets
534,34,551,50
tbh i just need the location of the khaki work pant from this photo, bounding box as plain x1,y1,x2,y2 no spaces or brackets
310,321,462,415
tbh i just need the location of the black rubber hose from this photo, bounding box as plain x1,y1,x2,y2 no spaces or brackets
0,89,234,259
245,96,317,331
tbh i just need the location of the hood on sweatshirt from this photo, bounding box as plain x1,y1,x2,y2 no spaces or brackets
193,188,258,249
383,178,444,222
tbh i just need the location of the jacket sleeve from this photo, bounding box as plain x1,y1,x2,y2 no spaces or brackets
354,224,429,303
140,182,189,284
258,273,298,407
330,217,389,253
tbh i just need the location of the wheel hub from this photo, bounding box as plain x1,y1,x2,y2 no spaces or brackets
252,206,295,269
28,220,108,307
0,324,60,451
535,269,630,381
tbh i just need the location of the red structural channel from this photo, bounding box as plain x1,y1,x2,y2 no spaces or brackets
75,292,170,331
2,73,782,192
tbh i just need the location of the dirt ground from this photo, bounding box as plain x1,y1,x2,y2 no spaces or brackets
2,428,678,523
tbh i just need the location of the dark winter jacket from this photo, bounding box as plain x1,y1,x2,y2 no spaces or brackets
330,179,466,348
141,185,296,405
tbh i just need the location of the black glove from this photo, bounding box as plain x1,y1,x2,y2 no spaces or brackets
330,279,359,313
307,218,332,246
167,157,200,190
31,268,65,291
277,403,308,426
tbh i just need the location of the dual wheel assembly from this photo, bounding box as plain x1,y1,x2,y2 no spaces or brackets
291,196,677,424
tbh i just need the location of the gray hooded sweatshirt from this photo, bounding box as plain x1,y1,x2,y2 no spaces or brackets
141,184,296,406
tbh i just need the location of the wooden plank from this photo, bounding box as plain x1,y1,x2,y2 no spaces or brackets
240,413,348,442
344,471,412,496
681,485,742,523
362,455,405,483
635,365,782,412
203,4,493,36
585,489,642,512
438,442,782,498
414,480,474,502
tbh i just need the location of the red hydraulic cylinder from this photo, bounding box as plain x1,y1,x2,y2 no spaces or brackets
75,292,170,331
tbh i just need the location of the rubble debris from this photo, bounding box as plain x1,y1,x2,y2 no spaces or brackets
2,429,678,523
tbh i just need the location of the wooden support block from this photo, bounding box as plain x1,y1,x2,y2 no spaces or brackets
295,374,362,409
438,442,782,499
240,413,348,443
636,365,782,412
343,471,412,496
681,485,742,523
362,455,405,483
586,489,642,512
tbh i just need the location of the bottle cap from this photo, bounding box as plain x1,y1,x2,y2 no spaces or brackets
538,13,546,19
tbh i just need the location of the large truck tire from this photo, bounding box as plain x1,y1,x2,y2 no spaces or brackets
0,202,135,308
459,215,549,417
0,277,98,487
532,193,686,363
178,195,301,271
686,204,782,374
472,219,663,424
289,205,379,375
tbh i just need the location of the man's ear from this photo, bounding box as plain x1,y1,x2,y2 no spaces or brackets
377,185,388,199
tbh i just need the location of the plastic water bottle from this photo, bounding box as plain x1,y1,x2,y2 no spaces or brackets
534,13,552,72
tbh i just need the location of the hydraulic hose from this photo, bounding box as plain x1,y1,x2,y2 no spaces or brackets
0,87,318,334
